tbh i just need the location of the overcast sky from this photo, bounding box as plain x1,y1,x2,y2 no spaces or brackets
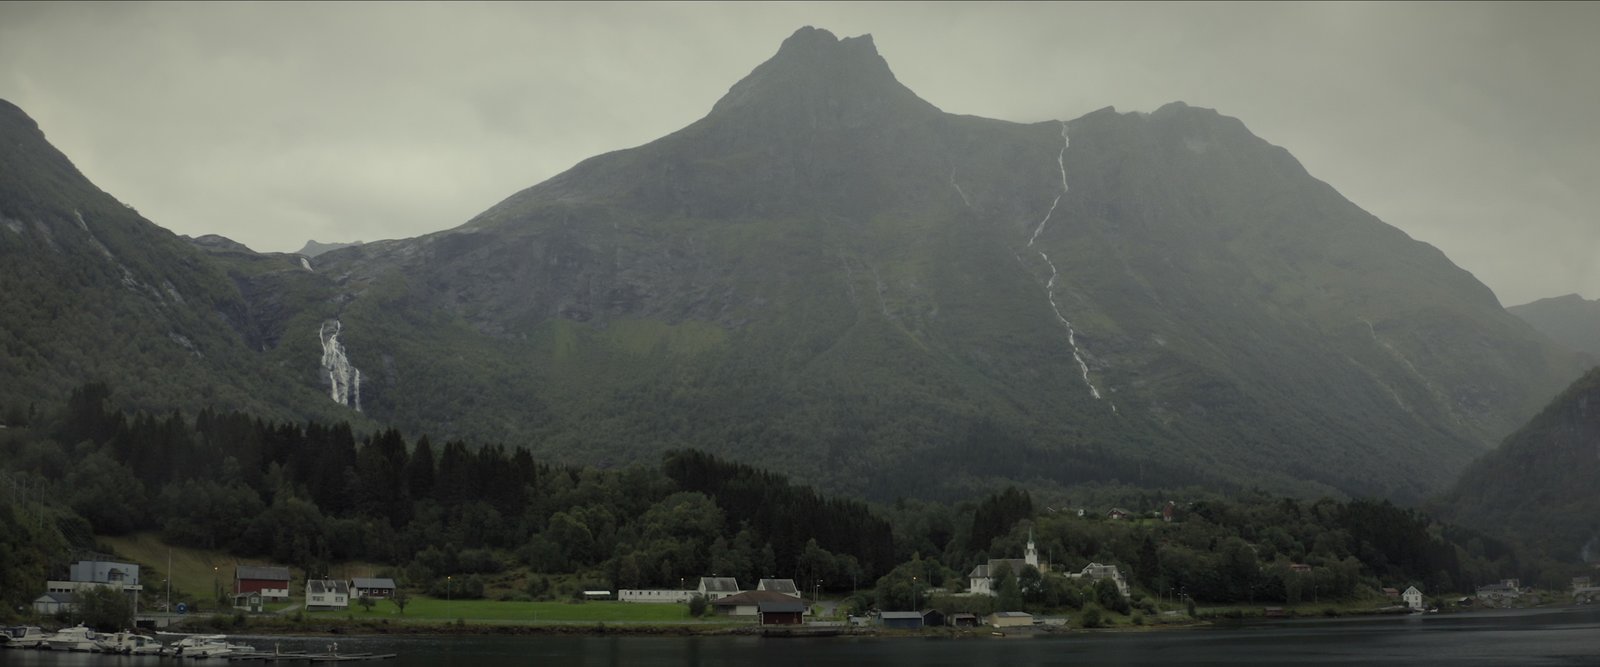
1,2,1595,306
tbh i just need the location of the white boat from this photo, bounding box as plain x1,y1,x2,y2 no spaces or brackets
170,634,225,655
97,631,166,655
1,626,48,649
45,624,102,652
172,634,252,658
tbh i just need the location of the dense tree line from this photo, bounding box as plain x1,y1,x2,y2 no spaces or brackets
1,383,1585,621
2,384,900,603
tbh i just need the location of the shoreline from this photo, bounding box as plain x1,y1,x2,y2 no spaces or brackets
144,602,1588,640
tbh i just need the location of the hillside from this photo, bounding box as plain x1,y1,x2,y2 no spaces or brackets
1438,367,1600,563
1509,293,1600,358
0,99,361,427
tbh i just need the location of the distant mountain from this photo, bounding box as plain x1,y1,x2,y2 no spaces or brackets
296,239,363,257
0,99,362,426
1,28,1588,503
1509,293,1600,358
1438,367,1600,563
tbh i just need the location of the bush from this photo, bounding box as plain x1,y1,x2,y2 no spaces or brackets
1078,603,1105,629
1131,612,1145,626
688,594,709,617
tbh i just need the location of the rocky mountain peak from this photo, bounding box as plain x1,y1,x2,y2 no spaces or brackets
708,26,939,125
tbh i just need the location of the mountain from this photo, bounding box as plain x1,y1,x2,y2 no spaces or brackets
296,239,363,257
1509,293,1600,358
0,28,1587,503
284,27,1585,501
1438,367,1600,563
0,99,363,426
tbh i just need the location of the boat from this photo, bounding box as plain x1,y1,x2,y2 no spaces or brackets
1,626,48,649
171,634,226,655
45,624,102,652
172,634,253,658
97,631,166,655
182,637,233,658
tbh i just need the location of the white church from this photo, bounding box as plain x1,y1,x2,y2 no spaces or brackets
967,530,1047,596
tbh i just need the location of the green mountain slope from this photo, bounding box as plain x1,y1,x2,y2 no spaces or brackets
0,99,361,426
290,28,1585,501
1509,293,1600,358
1438,367,1600,563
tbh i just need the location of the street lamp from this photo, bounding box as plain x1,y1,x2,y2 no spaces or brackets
213,567,219,607
447,576,452,604
912,576,919,611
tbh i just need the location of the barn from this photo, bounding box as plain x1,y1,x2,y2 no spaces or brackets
235,565,292,600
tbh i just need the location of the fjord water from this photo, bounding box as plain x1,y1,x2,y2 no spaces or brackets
3,607,1596,666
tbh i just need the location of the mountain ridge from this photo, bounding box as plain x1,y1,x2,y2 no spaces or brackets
1508,293,1600,359
1,28,1587,503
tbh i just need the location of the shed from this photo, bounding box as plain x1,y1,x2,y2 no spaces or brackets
350,577,397,599
921,609,946,627
758,600,806,626
988,611,1034,628
711,590,804,617
33,592,75,615
951,613,980,628
881,611,924,630
232,592,265,612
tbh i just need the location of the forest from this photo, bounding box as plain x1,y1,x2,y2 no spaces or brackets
0,383,1576,621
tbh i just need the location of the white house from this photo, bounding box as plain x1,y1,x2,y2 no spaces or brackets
306,579,350,610
1402,586,1425,610
756,578,801,598
1068,562,1130,598
697,577,741,601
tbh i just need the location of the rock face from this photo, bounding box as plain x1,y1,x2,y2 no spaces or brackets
0,28,1588,502
1509,293,1600,358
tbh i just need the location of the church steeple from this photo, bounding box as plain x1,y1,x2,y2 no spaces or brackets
1025,527,1039,568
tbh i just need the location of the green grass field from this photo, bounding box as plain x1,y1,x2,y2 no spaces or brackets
309,597,719,624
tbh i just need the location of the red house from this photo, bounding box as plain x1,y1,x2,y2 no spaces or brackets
235,565,292,600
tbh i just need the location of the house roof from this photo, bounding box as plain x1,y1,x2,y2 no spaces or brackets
991,611,1033,618
351,577,397,589
758,600,806,614
880,611,923,620
757,578,799,594
236,565,291,581
951,613,979,620
36,592,75,603
308,579,350,594
1403,586,1422,595
698,577,740,593
711,590,801,607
